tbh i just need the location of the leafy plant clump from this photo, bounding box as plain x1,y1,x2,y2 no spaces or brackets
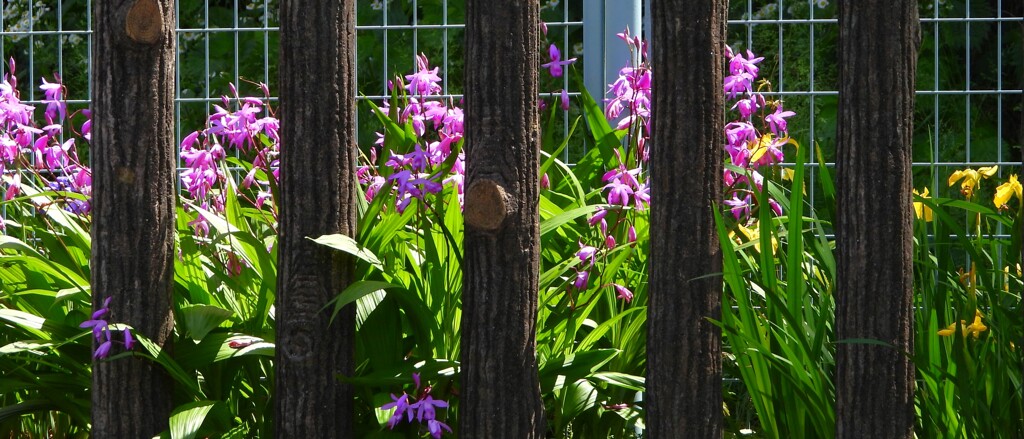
1,22,1021,439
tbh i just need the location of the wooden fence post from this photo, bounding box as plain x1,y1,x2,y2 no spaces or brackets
834,2,919,437
90,0,176,436
647,0,728,436
461,1,545,437
275,0,358,436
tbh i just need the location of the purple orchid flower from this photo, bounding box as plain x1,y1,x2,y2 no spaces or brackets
578,243,597,266
613,284,634,303
540,44,577,78
765,104,796,135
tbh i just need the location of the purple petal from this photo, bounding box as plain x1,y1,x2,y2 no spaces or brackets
427,419,452,438
123,328,135,350
79,319,104,329
547,44,560,62
94,340,112,359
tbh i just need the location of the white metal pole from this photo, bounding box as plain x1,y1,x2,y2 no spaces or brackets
584,0,642,104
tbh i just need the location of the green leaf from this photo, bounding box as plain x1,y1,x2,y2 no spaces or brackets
540,204,611,237
540,116,581,177
0,309,68,340
539,348,620,390
814,142,836,220
578,87,622,152
0,341,53,355
179,304,235,341
0,236,89,289
576,307,644,351
560,378,597,422
337,358,460,386
365,97,414,152
55,286,89,305
590,372,646,392
131,331,204,397
310,234,384,271
785,141,807,316
183,201,275,288
174,333,274,370
169,400,217,439
325,280,404,325
0,399,56,424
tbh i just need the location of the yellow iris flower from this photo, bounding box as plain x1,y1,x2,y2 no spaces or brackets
948,166,997,199
912,187,933,222
747,134,775,165
937,322,962,337
937,309,987,338
732,222,778,255
993,174,1022,209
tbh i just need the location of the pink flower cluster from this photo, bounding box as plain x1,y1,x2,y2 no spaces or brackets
604,29,650,162
359,55,465,213
722,45,794,222
381,373,452,438
0,58,92,226
538,22,579,111
79,297,135,359
179,83,280,236
570,29,648,305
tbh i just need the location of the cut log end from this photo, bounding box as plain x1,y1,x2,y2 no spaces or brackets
465,178,510,232
125,0,164,45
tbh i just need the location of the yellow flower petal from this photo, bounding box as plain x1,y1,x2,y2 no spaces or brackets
949,170,966,187
978,165,999,178
966,310,987,337
747,134,774,164
994,175,1022,208
937,322,959,337
737,222,778,256
994,181,1015,207
949,167,997,199
913,187,932,222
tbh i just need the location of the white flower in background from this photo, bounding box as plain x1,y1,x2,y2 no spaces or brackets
751,2,778,20
572,42,584,57
4,1,51,42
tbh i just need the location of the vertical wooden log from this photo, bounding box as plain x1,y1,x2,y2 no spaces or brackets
1019,18,1024,392
275,0,357,436
461,1,544,437
834,2,919,438
646,1,728,436
90,0,176,436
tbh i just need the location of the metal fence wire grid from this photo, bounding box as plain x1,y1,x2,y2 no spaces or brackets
0,0,1020,228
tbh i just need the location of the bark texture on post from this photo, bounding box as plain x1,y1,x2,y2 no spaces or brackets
90,0,176,436
647,1,727,436
835,2,919,438
275,0,357,436
461,1,544,437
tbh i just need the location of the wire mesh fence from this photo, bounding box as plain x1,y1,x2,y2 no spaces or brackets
727,0,1023,217
0,0,1020,221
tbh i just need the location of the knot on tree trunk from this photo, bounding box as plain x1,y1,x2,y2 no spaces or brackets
465,178,512,232
125,0,164,45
